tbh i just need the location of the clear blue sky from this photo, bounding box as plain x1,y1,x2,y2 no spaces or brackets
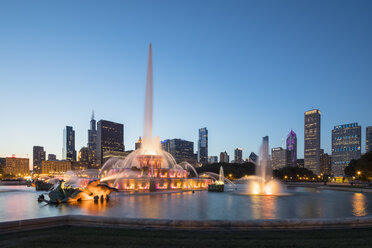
0,0,371,164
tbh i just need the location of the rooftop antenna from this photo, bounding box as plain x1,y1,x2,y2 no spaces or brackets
91,110,95,120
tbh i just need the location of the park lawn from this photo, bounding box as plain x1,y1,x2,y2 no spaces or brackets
1,226,372,248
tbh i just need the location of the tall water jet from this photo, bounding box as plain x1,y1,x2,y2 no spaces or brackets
99,44,210,191
144,43,153,142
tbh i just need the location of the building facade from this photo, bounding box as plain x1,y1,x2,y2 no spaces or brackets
78,147,97,169
63,126,76,161
271,147,288,170
249,152,258,163
33,146,46,174
88,111,97,162
366,126,372,153
320,149,332,175
220,151,230,163
48,154,57,161
5,157,30,176
97,120,124,166
234,148,243,164
198,127,208,165
286,130,297,167
331,123,361,176
41,160,71,175
304,109,321,175
208,156,218,164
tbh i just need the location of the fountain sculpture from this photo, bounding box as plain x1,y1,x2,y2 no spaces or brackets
100,44,210,191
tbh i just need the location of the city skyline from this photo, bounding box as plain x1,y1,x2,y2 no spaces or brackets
1,1,371,163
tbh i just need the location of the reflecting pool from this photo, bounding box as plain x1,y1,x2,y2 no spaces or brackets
1,185,371,222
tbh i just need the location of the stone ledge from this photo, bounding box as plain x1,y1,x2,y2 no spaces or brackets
2,215,372,233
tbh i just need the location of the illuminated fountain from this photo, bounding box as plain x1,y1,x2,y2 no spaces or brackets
100,44,210,191
236,138,284,195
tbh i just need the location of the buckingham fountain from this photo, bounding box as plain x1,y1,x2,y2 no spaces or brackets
99,44,210,192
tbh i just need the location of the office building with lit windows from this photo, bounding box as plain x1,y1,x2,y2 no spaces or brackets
271,147,288,170
97,120,124,166
304,109,321,174
332,123,361,176
5,157,30,176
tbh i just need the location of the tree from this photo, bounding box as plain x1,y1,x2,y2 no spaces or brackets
344,152,372,180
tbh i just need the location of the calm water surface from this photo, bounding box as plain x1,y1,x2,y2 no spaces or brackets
0,185,370,222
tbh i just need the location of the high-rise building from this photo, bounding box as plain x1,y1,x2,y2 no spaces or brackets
249,152,258,163
88,111,97,161
33,146,46,174
262,136,270,159
331,123,361,176
97,120,124,165
167,139,194,163
208,156,218,164
271,147,288,170
220,151,230,163
320,149,332,175
48,154,57,161
5,156,30,176
234,148,243,164
78,147,97,169
286,130,297,167
63,126,76,161
366,126,372,153
198,127,208,165
304,109,321,174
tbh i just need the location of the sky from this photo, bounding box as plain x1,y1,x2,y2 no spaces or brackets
0,0,371,166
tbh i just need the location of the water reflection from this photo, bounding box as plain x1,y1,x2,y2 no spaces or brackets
352,193,367,217
1,186,372,222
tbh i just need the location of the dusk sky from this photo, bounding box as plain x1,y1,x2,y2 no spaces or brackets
0,0,371,165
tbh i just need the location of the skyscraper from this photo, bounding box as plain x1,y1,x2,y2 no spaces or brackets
33,146,46,174
63,126,76,161
286,130,297,167
220,151,230,163
366,126,372,153
271,147,288,170
167,139,194,163
332,123,361,176
97,120,124,165
304,109,321,174
88,111,97,155
198,127,208,165
234,148,243,163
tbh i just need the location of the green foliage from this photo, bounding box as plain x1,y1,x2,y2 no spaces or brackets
344,152,372,179
273,166,316,180
195,162,255,179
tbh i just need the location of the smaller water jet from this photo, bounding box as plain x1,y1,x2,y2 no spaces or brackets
236,138,285,196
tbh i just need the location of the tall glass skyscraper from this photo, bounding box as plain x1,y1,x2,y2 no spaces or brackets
63,126,76,161
304,109,321,175
332,123,361,176
366,126,372,153
198,127,208,165
286,130,297,167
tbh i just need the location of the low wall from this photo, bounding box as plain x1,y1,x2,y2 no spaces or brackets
2,215,372,233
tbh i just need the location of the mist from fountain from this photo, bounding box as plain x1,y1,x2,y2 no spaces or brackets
235,139,284,195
